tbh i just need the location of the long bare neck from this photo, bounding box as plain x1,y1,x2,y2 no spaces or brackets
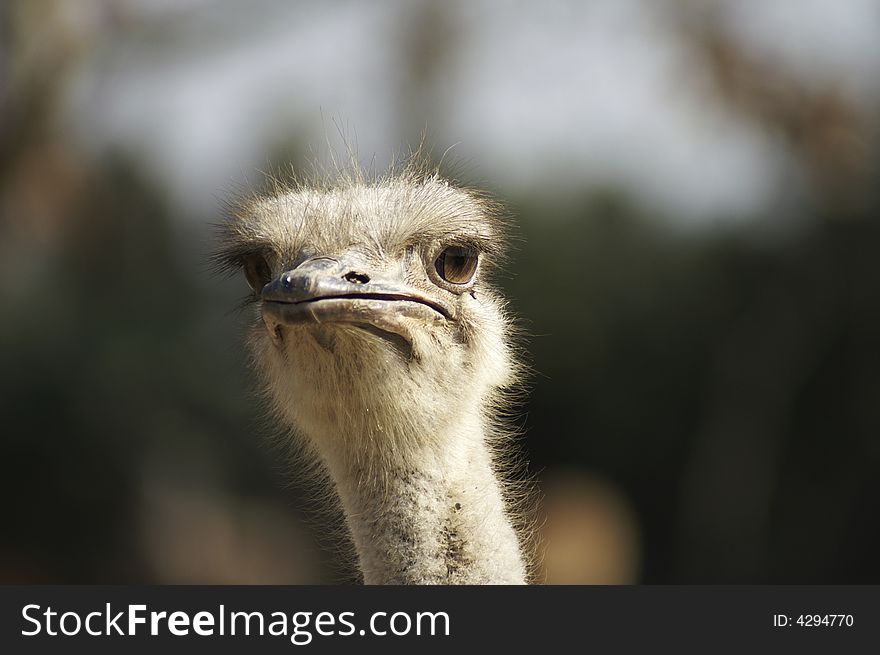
323,417,526,584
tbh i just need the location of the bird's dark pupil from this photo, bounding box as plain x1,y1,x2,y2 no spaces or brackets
436,246,477,284
244,255,271,292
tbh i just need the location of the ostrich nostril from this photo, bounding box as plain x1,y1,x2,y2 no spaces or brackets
343,271,370,284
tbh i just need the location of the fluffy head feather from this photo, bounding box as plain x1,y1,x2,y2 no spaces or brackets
217,164,520,474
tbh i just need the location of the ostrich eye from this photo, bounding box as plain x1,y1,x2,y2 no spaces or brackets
435,245,479,285
242,253,272,293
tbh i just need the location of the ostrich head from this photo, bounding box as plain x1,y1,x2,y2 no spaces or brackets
218,165,527,584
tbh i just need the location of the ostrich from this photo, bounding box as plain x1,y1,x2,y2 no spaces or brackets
217,162,530,584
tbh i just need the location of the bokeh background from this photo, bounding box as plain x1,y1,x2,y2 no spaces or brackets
2,0,879,584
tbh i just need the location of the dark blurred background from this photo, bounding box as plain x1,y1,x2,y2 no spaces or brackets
1,0,878,584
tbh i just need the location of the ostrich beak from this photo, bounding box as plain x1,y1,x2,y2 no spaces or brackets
260,256,450,345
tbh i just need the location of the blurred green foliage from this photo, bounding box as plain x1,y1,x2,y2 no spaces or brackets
510,193,880,582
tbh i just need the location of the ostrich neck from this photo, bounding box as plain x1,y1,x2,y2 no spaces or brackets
325,421,526,585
